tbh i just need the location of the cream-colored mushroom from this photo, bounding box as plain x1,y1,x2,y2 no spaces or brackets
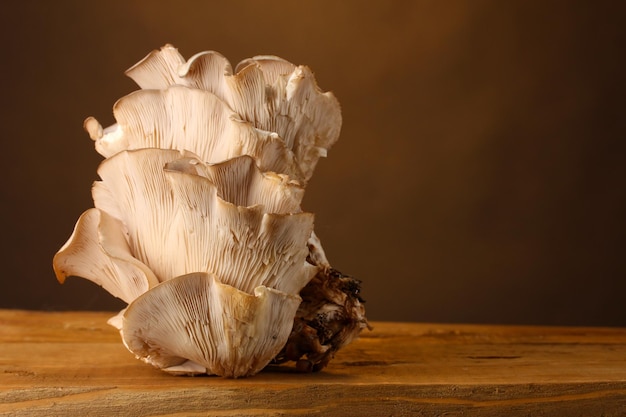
84,87,297,179
53,45,368,378
121,272,301,377
90,149,316,293
92,44,340,185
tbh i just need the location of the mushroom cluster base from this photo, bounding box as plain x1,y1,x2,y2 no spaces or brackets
273,267,370,372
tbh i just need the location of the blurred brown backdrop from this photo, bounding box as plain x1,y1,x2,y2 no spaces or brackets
0,1,624,326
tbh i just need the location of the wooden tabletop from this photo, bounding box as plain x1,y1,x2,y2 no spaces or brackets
0,309,624,416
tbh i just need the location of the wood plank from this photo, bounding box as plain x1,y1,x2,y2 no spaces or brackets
0,309,625,416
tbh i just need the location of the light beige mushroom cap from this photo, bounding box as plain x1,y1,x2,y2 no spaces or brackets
86,44,341,185
55,149,317,300
121,272,301,378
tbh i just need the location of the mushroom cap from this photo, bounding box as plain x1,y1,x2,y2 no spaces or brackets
90,44,341,185
91,148,316,295
122,272,301,378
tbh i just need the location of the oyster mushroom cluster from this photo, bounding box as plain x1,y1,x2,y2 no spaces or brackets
53,45,368,377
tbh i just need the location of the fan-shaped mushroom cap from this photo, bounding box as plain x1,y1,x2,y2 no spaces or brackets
122,272,301,378
90,44,341,184
86,87,297,179
90,148,316,294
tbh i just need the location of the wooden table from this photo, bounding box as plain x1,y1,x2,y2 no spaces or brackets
0,309,624,416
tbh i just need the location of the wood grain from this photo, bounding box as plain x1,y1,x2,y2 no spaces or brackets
0,309,625,416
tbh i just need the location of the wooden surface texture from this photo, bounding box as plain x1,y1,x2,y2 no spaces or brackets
0,309,625,416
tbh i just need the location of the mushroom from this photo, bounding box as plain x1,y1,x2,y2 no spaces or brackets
86,44,341,185
122,272,301,378
53,45,368,377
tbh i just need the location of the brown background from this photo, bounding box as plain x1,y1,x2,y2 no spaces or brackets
1,1,624,326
